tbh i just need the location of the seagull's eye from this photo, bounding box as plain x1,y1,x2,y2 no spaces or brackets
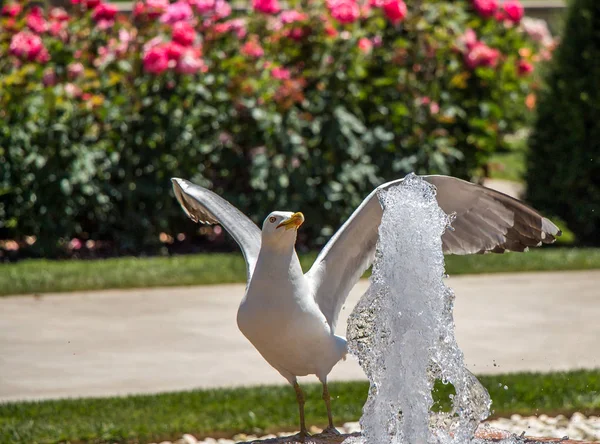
269,217,277,223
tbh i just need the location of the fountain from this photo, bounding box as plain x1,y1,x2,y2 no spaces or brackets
345,174,497,444
240,175,592,444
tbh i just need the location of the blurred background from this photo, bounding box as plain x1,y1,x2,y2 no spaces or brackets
1,0,599,443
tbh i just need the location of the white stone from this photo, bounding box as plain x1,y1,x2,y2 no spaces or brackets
182,434,198,444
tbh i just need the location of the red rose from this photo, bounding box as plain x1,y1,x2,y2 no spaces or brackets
143,45,169,74
471,0,497,18
503,0,524,23
382,0,407,24
85,0,101,9
164,41,185,61
1,3,22,17
252,0,280,14
92,3,118,21
172,21,196,46
517,59,533,76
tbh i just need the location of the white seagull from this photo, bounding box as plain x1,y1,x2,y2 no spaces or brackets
171,175,560,439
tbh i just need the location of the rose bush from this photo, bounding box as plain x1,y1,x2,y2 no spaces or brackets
0,0,555,256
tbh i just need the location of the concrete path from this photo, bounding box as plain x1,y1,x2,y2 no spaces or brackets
1,270,599,402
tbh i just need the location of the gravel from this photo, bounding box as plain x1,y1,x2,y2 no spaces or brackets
487,413,600,442
150,413,600,444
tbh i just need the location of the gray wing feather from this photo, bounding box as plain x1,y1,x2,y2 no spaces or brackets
425,175,561,254
171,178,262,281
308,175,561,330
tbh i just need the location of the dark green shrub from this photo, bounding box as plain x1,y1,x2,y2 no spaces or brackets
526,0,600,246
0,0,551,256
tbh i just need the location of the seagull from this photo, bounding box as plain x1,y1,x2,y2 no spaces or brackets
171,175,560,439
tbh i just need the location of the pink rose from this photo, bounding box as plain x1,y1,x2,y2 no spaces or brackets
172,21,196,46
227,18,247,38
146,0,169,17
252,0,280,14
471,0,497,18
119,28,133,44
358,37,373,53
9,31,44,61
327,0,359,24
517,59,533,76
1,3,22,17
214,22,231,33
382,0,407,24
271,67,290,80
369,0,384,7
214,0,231,18
143,45,169,73
48,20,66,37
49,7,70,21
160,1,193,24
190,0,215,14
459,28,478,50
69,238,82,250
176,49,205,74
502,0,524,23
68,62,84,79
241,37,264,58
26,13,47,33
464,42,500,69
280,10,308,24
92,3,118,21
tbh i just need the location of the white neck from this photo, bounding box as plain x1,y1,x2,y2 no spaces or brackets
254,240,303,281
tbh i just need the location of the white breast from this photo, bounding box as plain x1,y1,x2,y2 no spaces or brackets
237,260,346,381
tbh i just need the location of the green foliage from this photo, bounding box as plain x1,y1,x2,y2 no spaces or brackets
0,0,551,255
1,370,599,443
1,248,599,296
526,0,600,246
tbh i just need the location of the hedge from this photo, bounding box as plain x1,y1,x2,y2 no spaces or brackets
526,0,600,246
0,0,554,256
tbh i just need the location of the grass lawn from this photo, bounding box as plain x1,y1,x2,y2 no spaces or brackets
488,150,526,182
1,370,598,444
1,248,599,296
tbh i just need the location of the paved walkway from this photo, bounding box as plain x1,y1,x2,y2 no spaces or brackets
1,270,599,402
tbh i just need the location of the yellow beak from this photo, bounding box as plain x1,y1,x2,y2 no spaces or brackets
276,212,305,231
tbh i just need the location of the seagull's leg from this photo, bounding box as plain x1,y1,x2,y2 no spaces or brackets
321,380,340,435
293,380,310,441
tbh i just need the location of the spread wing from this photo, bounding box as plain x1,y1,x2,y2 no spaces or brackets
171,178,262,281
306,175,561,330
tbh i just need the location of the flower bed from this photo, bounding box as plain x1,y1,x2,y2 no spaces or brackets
0,0,555,256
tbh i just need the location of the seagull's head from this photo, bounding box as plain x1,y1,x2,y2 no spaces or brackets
261,211,304,247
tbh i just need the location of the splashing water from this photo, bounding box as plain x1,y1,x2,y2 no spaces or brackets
345,174,497,444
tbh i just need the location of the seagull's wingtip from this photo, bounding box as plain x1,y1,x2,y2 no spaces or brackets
171,178,190,192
